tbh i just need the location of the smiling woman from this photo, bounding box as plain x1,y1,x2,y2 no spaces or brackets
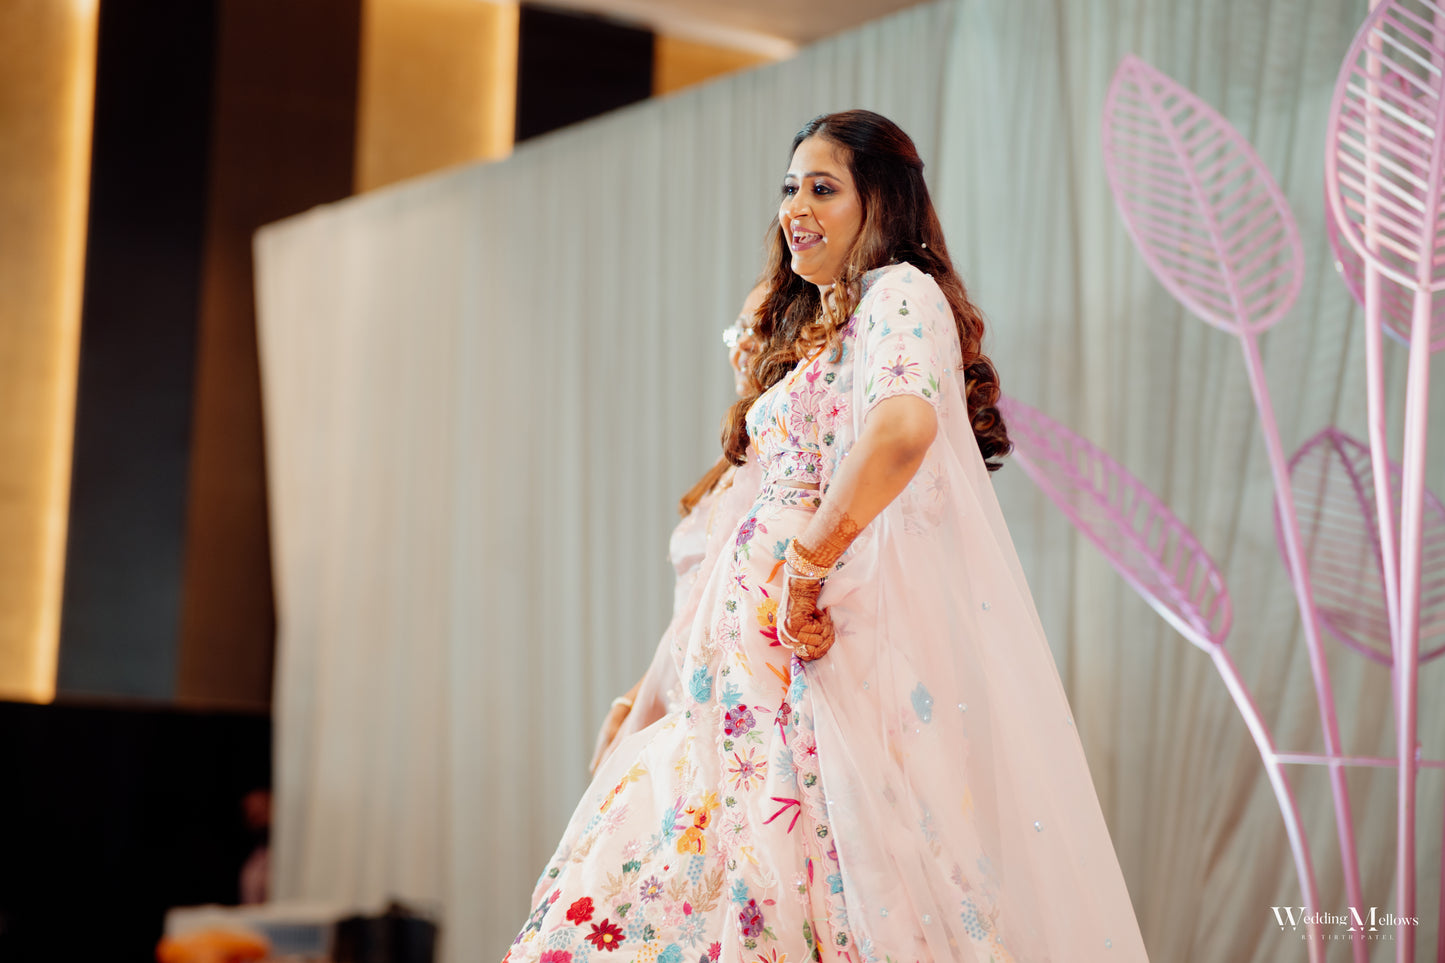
503,110,1149,963
780,138,863,287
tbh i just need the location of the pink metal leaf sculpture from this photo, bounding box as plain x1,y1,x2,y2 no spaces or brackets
1327,194,1445,350
1280,426,1445,666
1325,4,1445,951
1001,396,1321,955
1001,397,1230,649
1102,54,1305,334
1327,1,1445,301
1105,52,1357,961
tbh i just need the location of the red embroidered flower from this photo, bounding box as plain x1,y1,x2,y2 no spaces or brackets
539,952,572,963
565,897,594,925
707,943,722,962
586,918,625,951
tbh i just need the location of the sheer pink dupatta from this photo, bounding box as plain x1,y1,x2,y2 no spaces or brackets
808,265,1149,962
600,456,765,764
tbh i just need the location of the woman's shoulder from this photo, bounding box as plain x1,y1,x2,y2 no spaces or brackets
859,260,943,305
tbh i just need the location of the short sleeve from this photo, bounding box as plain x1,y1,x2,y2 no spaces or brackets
859,265,954,417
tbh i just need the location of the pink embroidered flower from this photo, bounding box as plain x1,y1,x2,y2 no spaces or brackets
878,353,921,388
727,747,767,792
540,952,573,963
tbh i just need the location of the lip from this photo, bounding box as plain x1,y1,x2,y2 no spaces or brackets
789,228,823,253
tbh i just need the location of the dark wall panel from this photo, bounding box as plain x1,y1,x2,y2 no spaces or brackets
176,0,361,708
515,5,655,142
59,0,219,700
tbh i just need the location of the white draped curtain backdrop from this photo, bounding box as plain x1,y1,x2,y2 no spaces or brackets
254,0,1444,959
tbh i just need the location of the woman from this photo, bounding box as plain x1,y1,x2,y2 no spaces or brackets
508,111,1148,963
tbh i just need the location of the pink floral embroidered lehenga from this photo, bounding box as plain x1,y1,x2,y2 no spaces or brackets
504,263,1149,963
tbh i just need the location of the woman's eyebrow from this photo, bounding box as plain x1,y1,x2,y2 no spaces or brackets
784,170,839,180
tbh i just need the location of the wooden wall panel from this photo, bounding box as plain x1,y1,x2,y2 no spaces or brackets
176,0,363,708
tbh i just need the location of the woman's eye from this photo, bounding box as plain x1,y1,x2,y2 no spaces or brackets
781,184,798,197
812,183,834,195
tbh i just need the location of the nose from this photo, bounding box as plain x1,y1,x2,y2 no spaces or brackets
783,197,809,224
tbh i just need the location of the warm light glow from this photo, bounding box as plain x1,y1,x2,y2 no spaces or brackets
653,34,778,97
0,0,99,702
356,0,519,193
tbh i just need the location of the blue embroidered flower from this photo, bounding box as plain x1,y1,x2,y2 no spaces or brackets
828,872,844,894
689,667,713,704
787,670,807,706
730,879,749,906
911,682,934,723
719,679,743,710
658,946,683,963
960,895,987,941
773,748,795,782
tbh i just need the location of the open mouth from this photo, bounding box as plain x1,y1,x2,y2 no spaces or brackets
790,230,822,252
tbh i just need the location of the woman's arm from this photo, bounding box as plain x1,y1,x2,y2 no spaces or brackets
590,675,644,775
798,394,937,556
783,394,938,659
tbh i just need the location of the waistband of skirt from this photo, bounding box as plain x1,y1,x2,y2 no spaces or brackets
756,480,823,508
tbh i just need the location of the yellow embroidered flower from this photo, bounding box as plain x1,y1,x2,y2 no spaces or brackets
755,596,778,630
677,825,707,854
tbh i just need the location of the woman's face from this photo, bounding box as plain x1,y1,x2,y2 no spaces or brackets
780,136,863,290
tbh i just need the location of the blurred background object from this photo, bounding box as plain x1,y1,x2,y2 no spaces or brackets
0,1,808,958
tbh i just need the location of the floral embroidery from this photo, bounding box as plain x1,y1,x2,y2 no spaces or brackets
911,683,934,723
739,899,765,938
689,667,713,704
565,898,595,925
723,704,756,737
726,747,767,792
586,919,626,951
878,353,921,389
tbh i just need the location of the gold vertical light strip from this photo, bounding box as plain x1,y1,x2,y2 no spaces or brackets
653,34,778,96
355,0,519,194
0,0,99,702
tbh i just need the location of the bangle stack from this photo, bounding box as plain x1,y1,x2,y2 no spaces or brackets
784,538,831,581
611,696,634,711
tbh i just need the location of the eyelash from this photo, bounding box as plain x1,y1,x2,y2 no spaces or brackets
781,183,834,198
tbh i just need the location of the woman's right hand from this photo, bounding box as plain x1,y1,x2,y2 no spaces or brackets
781,574,835,660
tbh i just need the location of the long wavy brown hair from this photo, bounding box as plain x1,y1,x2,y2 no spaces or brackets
720,109,1010,473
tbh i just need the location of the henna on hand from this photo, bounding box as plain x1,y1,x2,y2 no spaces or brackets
794,511,861,570
782,573,836,661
